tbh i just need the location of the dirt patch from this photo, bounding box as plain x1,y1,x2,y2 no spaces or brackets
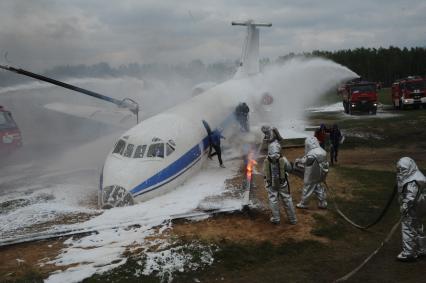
172,209,328,245
0,240,63,281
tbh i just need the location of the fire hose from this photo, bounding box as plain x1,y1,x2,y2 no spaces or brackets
322,181,400,282
289,168,402,282
323,181,397,230
333,218,401,282
332,183,424,282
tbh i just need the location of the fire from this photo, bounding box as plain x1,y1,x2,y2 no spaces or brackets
246,151,257,182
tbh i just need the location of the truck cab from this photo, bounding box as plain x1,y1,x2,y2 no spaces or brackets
391,76,426,109
0,105,22,155
339,80,378,115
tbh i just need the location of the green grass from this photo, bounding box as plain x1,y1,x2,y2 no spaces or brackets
330,167,399,224
308,101,426,150
311,213,348,240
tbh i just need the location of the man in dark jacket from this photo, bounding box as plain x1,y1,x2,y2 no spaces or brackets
235,102,250,132
329,124,342,165
208,129,225,168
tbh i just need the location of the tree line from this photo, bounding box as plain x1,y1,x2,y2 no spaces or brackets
1,46,425,88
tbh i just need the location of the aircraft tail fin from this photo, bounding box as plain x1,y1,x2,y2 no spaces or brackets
232,20,271,77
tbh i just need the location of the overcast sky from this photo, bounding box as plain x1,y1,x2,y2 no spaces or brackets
0,0,425,71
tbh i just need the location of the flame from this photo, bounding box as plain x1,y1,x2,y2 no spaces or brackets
246,151,257,182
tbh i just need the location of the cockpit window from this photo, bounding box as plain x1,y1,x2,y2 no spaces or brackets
113,139,126,155
123,143,135,157
147,143,164,158
134,145,147,158
166,143,175,156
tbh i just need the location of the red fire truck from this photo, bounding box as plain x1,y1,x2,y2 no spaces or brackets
0,105,22,155
338,79,378,115
391,76,426,109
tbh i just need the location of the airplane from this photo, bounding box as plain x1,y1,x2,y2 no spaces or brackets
0,20,272,208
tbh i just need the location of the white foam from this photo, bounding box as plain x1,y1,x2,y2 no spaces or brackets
44,159,241,283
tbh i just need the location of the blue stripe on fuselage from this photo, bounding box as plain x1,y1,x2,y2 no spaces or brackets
130,141,202,196
130,112,237,197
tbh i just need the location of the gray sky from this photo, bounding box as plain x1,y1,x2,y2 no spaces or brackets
0,0,425,71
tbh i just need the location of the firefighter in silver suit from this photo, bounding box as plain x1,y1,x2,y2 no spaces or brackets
295,136,328,209
263,141,297,225
396,157,426,261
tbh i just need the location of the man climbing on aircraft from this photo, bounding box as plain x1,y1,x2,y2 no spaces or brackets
263,141,297,225
295,136,328,209
235,102,250,132
396,157,426,262
208,128,226,168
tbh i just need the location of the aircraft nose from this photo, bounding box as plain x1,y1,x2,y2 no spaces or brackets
100,185,134,209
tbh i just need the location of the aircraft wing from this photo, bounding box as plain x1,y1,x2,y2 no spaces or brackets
44,102,136,128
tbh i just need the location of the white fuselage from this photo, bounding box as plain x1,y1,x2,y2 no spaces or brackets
100,77,257,205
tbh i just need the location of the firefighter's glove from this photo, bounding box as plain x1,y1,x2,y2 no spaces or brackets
400,203,409,215
265,180,272,188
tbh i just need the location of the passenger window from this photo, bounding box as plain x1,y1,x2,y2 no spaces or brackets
134,145,147,158
124,143,135,157
166,143,175,156
147,143,164,158
113,139,126,155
